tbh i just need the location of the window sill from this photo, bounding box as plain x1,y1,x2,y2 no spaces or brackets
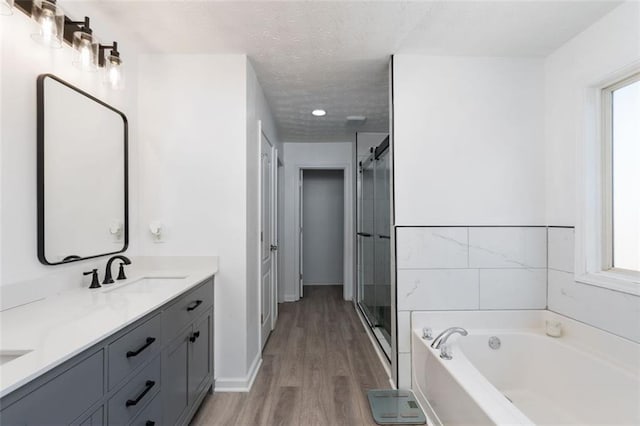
575,271,640,296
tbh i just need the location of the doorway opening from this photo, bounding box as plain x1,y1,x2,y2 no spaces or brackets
299,169,346,297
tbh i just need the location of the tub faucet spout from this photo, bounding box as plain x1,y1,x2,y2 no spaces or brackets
431,327,468,349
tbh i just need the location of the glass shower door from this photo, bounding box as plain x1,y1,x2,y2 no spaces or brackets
357,140,391,357
373,149,391,344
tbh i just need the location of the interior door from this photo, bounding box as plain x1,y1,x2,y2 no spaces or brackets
298,169,304,298
260,132,274,349
271,150,279,328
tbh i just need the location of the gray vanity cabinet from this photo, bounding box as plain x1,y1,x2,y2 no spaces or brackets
163,327,191,425
163,308,214,426
189,311,212,402
0,350,104,425
0,277,215,426
76,406,104,426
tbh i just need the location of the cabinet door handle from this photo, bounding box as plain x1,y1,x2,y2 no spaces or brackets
145,422,155,426
189,331,201,343
186,300,203,311
125,380,155,407
126,337,156,358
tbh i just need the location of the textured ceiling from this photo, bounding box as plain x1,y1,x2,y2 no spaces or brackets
63,1,622,142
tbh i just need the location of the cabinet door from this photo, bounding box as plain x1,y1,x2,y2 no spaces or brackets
0,350,104,425
188,310,212,404
162,328,190,425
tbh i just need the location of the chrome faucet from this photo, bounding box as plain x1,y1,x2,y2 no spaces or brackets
431,327,468,350
103,255,131,284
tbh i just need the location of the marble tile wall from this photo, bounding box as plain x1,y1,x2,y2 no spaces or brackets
547,227,640,344
395,226,548,388
397,225,640,389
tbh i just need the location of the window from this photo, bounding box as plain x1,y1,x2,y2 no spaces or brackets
603,73,640,274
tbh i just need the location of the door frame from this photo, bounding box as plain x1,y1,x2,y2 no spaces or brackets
296,164,352,301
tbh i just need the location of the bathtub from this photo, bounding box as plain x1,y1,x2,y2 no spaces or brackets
411,310,640,426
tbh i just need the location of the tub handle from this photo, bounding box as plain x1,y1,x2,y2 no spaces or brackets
439,343,453,360
422,327,433,340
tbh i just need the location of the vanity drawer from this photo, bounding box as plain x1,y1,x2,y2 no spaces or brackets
129,392,162,426
0,350,104,425
163,279,213,342
108,355,160,425
74,405,104,426
108,314,161,389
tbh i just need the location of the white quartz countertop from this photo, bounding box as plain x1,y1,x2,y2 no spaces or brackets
0,261,217,398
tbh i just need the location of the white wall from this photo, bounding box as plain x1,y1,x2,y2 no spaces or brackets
137,53,275,389
302,170,344,285
393,2,640,389
0,11,139,289
393,55,545,226
281,142,354,301
544,2,640,341
392,55,547,389
545,1,640,226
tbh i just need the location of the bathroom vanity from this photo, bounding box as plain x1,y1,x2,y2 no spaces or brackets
0,270,216,425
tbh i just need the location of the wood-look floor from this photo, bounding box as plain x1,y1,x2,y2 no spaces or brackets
191,285,390,426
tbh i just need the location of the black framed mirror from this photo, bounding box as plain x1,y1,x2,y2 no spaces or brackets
37,74,128,265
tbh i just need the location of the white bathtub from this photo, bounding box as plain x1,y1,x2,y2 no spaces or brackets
411,310,640,426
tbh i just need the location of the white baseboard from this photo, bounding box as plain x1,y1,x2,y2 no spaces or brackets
303,282,343,286
214,353,262,392
283,294,298,302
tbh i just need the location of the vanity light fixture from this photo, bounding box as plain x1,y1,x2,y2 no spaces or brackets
13,0,125,89
99,42,124,90
312,109,327,117
30,0,64,48
70,17,98,71
1,0,14,16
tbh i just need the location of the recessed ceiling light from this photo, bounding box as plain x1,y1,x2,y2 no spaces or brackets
312,109,326,117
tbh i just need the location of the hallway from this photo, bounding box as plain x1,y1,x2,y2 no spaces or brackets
192,285,390,425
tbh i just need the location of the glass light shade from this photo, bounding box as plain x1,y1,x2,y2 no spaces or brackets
30,0,64,48
1,0,14,16
72,31,98,72
104,54,124,90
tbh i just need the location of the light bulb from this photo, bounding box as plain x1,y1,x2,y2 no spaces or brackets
72,31,97,72
109,66,121,86
79,43,92,68
30,0,63,48
104,55,124,90
40,11,55,44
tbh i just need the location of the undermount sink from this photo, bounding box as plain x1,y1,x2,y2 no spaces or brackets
0,350,32,366
102,276,187,293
